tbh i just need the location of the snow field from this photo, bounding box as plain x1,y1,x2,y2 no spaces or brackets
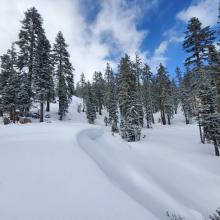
0,96,220,220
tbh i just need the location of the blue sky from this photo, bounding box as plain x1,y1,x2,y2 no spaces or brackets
77,0,219,78
0,0,219,80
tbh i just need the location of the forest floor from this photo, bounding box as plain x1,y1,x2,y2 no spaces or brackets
0,96,220,220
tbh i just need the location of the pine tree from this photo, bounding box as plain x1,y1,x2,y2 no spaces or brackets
0,53,11,116
125,106,141,141
0,44,19,122
104,63,118,132
79,73,87,112
155,63,170,125
171,79,179,114
53,31,74,120
92,71,105,115
118,54,141,141
207,45,220,112
133,54,144,127
45,68,55,112
198,77,220,156
178,69,193,125
150,75,159,117
32,32,54,122
183,17,215,68
142,64,154,128
164,80,174,125
183,17,215,143
86,82,96,124
104,63,113,111
75,82,81,97
17,73,31,115
16,7,44,110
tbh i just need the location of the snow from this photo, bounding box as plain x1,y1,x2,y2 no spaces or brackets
0,96,220,220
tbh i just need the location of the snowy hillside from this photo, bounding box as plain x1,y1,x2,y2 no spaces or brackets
0,96,220,220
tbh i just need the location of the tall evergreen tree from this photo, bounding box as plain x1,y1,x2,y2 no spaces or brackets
16,7,44,110
118,54,141,141
104,63,114,111
53,31,74,120
104,63,118,132
79,73,87,112
0,44,19,122
198,77,220,156
142,64,154,128
32,32,54,122
183,17,215,68
171,79,179,114
0,53,11,117
163,79,174,125
92,71,105,115
156,63,170,125
133,54,144,127
207,45,220,112
177,68,193,124
86,82,96,124
183,17,215,142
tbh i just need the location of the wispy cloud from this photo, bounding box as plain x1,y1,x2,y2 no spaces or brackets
147,28,184,74
177,0,219,27
0,0,160,81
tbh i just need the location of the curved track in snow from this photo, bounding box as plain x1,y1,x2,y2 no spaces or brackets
1,97,219,220
77,127,206,220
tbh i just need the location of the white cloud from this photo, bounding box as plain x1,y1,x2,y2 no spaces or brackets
147,41,168,74
90,0,150,69
148,31,183,74
0,0,89,81
154,41,169,56
177,0,219,27
0,0,159,81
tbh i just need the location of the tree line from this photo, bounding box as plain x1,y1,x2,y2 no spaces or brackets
0,7,74,122
1,6,220,156
76,57,179,142
75,7,220,156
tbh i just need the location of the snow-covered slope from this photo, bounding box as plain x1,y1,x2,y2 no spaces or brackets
0,96,220,220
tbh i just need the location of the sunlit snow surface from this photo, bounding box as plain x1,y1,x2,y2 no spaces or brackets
0,96,220,220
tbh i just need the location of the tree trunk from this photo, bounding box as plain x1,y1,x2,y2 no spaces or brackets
58,102,61,115
152,114,155,124
184,111,189,124
9,109,13,121
167,115,171,125
147,119,150,128
82,100,85,112
12,106,16,123
214,138,220,156
161,110,166,125
198,123,204,143
197,114,204,143
0,110,3,117
46,100,50,112
99,106,102,115
40,95,44,122
175,108,177,114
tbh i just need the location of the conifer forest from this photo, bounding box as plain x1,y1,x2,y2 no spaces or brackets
0,2,220,220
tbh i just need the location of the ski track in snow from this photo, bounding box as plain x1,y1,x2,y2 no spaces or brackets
77,127,204,220
0,97,220,220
